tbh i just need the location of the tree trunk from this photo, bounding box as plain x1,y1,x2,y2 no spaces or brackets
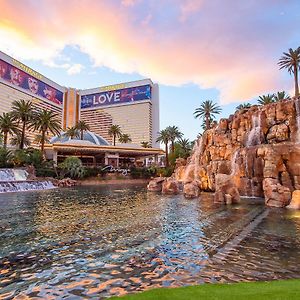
113,134,116,146
81,130,83,140
20,121,26,149
41,130,45,158
171,141,175,154
165,142,169,168
3,132,7,149
294,64,299,97
205,114,210,131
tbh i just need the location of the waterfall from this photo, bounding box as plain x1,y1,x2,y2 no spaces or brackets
246,112,262,147
230,150,240,176
0,168,55,193
295,98,300,143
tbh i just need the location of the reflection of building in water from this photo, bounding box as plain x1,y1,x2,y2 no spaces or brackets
0,50,162,165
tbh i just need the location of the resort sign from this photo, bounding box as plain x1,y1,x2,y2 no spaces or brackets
81,84,151,109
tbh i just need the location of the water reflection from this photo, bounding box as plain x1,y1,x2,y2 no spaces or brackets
0,186,299,299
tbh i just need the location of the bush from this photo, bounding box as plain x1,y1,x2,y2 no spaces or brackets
0,148,13,168
12,149,43,168
130,166,156,179
59,157,86,179
158,166,174,177
36,167,57,178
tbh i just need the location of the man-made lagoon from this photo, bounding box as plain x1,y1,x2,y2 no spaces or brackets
0,185,300,298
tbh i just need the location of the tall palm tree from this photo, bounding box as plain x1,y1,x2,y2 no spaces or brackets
166,126,183,154
119,133,132,143
194,100,222,131
274,91,290,102
278,47,300,97
177,138,192,158
11,99,34,149
75,120,90,140
108,124,122,146
65,126,80,140
0,112,20,148
236,103,252,111
257,94,274,105
141,141,151,148
30,110,61,153
156,129,170,167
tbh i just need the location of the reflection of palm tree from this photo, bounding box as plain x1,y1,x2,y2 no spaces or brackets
257,94,274,105
119,133,132,143
108,124,122,146
194,100,221,131
141,141,151,148
0,112,20,149
156,129,170,167
30,110,61,153
166,126,183,154
278,47,300,97
274,91,290,102
11,99,34,149
65,126,80,140
75,120,90,140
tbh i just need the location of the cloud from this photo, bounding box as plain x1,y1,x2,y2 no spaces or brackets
0,0,299,103
67,63,84,75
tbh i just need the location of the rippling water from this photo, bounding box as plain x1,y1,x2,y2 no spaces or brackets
0,185,300,299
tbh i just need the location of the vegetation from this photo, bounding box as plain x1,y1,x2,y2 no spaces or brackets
0,148,13,168
274,91,290,102
156,129,170,167
59,157,86,179
10,133,31,148
194,100,222,131
64,126,79,140
257,94,275,105
141,141,151,148
236,103,252,111
0,112,20,148
278,47,300,97
166,125,182,154
109,124,122,146
75,120,90,140
11,99,34,149
119,133,132,143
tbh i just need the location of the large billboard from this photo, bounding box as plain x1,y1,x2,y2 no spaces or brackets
81,84,151,109
0,59,63,105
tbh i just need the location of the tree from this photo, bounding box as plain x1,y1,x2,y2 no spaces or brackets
156,129,170,167
257,94,274,105
236,103,252,111
278,47,300,97
108,124,122,146
33,134,50,146
10,134,31,148
274,91,290,102
177,138,192,158
65,126,80,140
166,126,183,154
11,99,34,149
141,141,151,148
30,109,61,153
0,112,20,149
194,100,222,131
75,120,90,140
119,133,132,143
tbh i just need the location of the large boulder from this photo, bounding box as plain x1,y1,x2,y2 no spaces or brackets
263,178,291,207
266,123,289,143
183,181,200,199
286,190,300,209
214,174,240,204
147,177,165,192
162,177,179,195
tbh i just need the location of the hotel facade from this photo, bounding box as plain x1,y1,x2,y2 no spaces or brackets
0,50,162,166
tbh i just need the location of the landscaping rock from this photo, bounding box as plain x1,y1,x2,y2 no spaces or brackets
147,177,165,192
183,181,200,199
286,190,300,209
162,177,179,195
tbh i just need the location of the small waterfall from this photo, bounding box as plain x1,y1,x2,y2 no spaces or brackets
0,168,55,193
230,150,240,176
295,98,300,143
246,112,262,147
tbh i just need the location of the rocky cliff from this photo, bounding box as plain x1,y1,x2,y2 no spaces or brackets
175,97,300,208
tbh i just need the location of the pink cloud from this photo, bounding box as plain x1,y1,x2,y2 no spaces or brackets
0,0,297,103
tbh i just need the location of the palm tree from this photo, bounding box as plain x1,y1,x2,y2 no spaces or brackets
11,99,34,149
278,47,300,97
141,141,151,148
156,129,170,167
119,133,132,143
236,103,252,111
274,91,290,102
166,126,183,154
108,124,122,146
33,134,50,146
10,134,31,148
75,120,90,140
65,126,80,140
0,112,20,148
177,138,192,158
257,94,274,105
194,100,222,131
30,110,61,153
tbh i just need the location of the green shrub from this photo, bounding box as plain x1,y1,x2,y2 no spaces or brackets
0,147,13,168
59,156,86,179
12,149,43,168
36,167,57,178
130,166,156,179
159,166,174,177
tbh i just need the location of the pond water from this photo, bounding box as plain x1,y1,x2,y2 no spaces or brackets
0,185,300,299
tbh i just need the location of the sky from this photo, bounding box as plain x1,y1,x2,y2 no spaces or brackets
0,0,299,141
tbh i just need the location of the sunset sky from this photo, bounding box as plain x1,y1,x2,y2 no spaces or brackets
0,0,299,140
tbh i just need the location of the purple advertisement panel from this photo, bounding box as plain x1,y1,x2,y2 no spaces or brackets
81,85,151,109
0,59,63,105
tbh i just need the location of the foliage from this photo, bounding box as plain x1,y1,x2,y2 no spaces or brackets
130,166,156,179
166,125,183,154
10,134,31,148
35,167,57,178
156,128,170,167
119,133,132,143
59,156,86,179
274,91,290,102
0,112,20,148
257,94,275,105
0,147,13,168
12,148,44,168
141,141,151,148
235,103,252,111
64,126,79,140
158,166,174,177
278,47,300,97
75,120,90,140
108,124,122,146
194,100,222,131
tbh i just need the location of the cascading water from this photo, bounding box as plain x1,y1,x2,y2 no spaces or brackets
295,98,300,143
0,168,55,193
246,112,262,147
230,150,240,176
